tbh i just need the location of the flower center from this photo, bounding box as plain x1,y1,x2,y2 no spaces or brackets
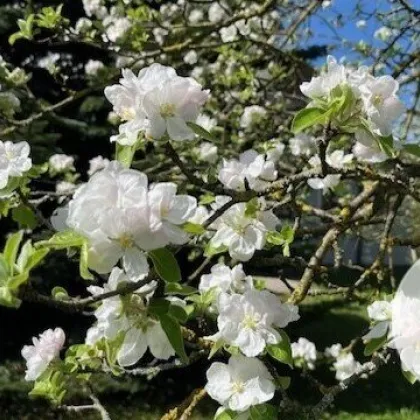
242,313,259,330
118,233,135,249
122,295,149,329
372,94,383,107
160,103,176,118
120,107,135,121
231,381,245,394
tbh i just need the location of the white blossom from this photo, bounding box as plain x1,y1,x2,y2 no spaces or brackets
266,143,285,162
292,338,317,370
75,17,92,33
209,202,279,261
356,20,367,29
21,328,65,381
307,150,352,192
188,205,210,225
218,150,277,192
49,154,75,172
300,56,346,100
205,355,275,412
210,290,299,356
67,161,196,276
183,50,198,65
325,343,343,359
198,142,218,163
37,53,60,72
88,155,110,176
0,141,32,189
103,16,131,42
289,134,317,156
360,76,404,136
105,64,209,143
334,353,362,381
85,59,104,76
86,267,171,366
189,9,204,24
56,181,76,195
240,105,267,128
353,130,387,163
209,3,227,23
220,25,237,42
196,114,217,132
199,263,253,296
374,26,393,41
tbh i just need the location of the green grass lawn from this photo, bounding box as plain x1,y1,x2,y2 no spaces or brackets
1,291,420,419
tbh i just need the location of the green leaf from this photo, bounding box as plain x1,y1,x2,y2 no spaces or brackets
182,222,206,235
377,135,394,157
36,230,85,249
24,248,49,273
402,368,417,385
168,304,189,323
0,255,10,283
266,330,293,367
187,121,216,142
12,205,38,229
165,283,197,296
249,404,277,420
403,144,420,157
199,194,215,205
214,409,238,420
8,272,29,289
0,286,20,308
364,334,387,356
277,376,291,390
3,231,23,270
204,242,228,257
159,314,188,363
291,107,330,134
149,248,181,283
79,241,94,280
116,142,137,168
245,197,259,218
148,298,170,317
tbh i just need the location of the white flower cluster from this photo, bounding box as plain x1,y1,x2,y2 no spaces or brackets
209,200,279,261
324,343,363,382
363,300,392,342
391,292,420,379
105,64,209,144
301,56,404,162
292,337,317,370
66,161,197,277
49,154,75,172
307,150,353,192
205,355,275,413
22,328,65,381
86,267,173,366
203,263,298,413
218,150,277,192
0,140,32,190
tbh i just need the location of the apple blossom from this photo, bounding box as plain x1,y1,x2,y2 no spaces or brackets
199,263,253,296
209,290,299,357
88,155,110,176
22,328,65,381
198,142,218,163
325,343,343,359
205,355,275,412
85,59,105,76
360,76,405,136
0,140,32,189
353,130,387,163
49,154,75,172
289,133,317,157
333,353,362,382
218,150,277,192
209,202,279,261
240,105,267,129
292,338,317,370
208,3,227,23
307,150,353,192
